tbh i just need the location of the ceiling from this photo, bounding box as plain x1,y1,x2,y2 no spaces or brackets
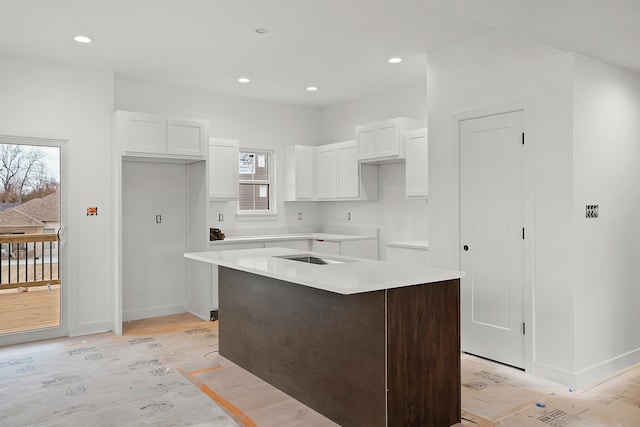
0,0,638,108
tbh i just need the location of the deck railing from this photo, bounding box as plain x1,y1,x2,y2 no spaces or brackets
0,233,59,290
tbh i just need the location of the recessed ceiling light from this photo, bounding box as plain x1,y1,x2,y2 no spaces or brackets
388,57,402,64
237,77,250,83
255,28,268,34
306,86,318,92
74,35,92,44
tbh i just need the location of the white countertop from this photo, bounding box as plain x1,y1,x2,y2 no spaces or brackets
210,232,377,246
385,240,429,250
185,248,463,295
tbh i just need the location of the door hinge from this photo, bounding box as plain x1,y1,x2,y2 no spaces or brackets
522,322,526,335
522,227,525,240
522,132,525,145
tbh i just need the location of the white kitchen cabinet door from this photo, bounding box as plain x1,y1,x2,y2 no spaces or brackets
356,124,376,160
296,146,315,199
284,145,315,201
209,138,239,200
336,141,359,198
315,144,337,199
376,120,401,158
115,110,208,159
118,111,167,154
355,117,423,163
167,119,207,157
405,128,428,198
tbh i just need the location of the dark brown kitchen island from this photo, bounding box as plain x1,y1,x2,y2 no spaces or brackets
185,248,463,427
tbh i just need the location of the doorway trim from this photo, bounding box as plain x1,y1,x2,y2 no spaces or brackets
453,99,535,373
0,132,68,346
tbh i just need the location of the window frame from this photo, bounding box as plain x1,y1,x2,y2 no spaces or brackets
236,147,277,220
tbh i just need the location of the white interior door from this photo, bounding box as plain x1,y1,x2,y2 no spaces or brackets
460,110,525,368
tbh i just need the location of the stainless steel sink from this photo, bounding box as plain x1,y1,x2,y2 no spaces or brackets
275,255,348,265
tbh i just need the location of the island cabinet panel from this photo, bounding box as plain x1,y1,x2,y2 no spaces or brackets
219,267,386,426
387,280,461,427
218,266,461,427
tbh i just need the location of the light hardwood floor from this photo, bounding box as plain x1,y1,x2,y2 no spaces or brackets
0,285,60,334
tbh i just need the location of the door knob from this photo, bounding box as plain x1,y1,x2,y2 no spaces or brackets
463,245,469,251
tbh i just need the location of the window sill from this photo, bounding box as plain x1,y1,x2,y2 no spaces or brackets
236,211,279,221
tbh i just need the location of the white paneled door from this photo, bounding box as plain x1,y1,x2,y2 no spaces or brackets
460,110,525,369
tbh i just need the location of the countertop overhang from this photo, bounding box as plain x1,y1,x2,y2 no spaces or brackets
185,248,464,295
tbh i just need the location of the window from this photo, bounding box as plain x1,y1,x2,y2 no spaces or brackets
238,149,274,213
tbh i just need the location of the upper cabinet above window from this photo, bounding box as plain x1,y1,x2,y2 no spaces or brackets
114,110,208,159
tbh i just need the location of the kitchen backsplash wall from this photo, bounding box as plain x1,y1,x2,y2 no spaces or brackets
318,81,428,259
115,78,429,259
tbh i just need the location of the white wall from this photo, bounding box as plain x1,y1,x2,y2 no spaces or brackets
114,79,323,236
122,161,189,321
572,54,640,385
427,31,577,383
0,54,114,336
318,82,428,259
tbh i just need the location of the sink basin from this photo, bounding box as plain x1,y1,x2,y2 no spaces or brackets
275,254,349,265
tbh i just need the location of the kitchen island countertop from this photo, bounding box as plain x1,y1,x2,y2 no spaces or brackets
184,247,463,295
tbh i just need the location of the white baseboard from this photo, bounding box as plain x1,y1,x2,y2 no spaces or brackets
575,347,640,389
123,304,187,322
534,347,640,389
70,320,113,337
533,362,577,387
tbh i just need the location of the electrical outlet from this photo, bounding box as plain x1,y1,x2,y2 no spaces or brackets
155,214,162,224
218,213,224,221
298,212,302,220
347,212,351,221
586,205,599,218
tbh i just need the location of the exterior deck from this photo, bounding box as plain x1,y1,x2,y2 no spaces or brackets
0,285,60,334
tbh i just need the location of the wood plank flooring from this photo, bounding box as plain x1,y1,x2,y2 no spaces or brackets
0,285,60,334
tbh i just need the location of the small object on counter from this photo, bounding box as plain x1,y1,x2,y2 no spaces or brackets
210,228,225,241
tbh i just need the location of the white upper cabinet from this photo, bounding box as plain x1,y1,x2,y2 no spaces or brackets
405,128,428,199
314,140,377,201
315,144,338,199
355,124,376,160
336,141,360,198
167,119,207,157
355,117,423,163
284,145,315,201
286,142,378,202
114,110,208,159
209,138,239,200
117,111,167,154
